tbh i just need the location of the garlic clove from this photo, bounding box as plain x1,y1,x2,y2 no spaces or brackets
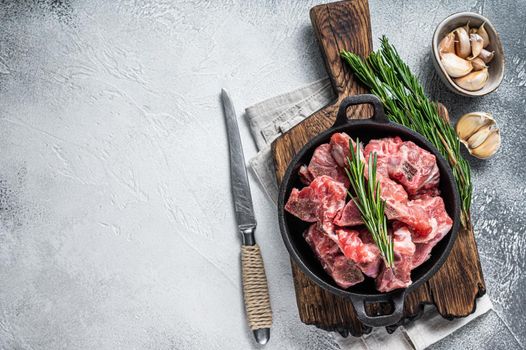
467,33,484,60
471,130,501,159
456,112,494,140
454,27,471,58
466,123,497,149
454,68,488,91
478,49,495,63
477,23,490,48
438,32,455,57
440,53,473,78
471,57,487,71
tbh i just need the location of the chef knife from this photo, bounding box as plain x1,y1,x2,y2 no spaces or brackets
221,89,272,345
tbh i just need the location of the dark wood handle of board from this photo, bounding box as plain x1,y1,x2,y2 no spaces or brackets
310,0,372,98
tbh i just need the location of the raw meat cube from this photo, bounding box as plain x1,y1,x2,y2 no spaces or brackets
379,177,433,236
285,175,347,238
392,224,417,256
299,165,314,185
358,229,383,278
391,141,440,195
284,187,317,222
336,228,382,278
301,144,349,186
365,137,440,196
330,132,363,168
304,224,364,288
411,196,453,268
364,136,403,176
333,199,363,227
410,195,452,243
379,176,409,204
376,226,416,292
310,175,348,237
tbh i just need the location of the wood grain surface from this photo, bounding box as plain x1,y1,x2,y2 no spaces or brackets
271,0,486,336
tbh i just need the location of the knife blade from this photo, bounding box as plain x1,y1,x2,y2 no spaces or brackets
221,89,272,345
221,89,257,237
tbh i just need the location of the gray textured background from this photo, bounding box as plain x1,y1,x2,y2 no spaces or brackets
0,1,524,349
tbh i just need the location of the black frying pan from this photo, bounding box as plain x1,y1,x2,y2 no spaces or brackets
277,94,460,327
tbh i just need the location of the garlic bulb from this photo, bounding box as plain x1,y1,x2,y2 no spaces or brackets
440,53,473,78
454,68,489,91
454,27,471,58
456,112,501,159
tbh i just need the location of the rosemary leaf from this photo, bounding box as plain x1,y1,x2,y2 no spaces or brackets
346,140,394,268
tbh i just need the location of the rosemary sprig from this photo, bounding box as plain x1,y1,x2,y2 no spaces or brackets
345,140,394,268
341,37,472,227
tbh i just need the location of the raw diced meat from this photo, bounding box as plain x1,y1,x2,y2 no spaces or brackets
336,228,382,278
380,176,409,204
285,175,347,238
333,199,363,227
286,133,453,293
376,263,409,292
412,244,431,269
385,200,432,236
303,144,349,186
364,137,403,156
410,195,452,243
299,165,314,185
330,132,362,168
330,132,351,167
411,196,453,268
376,226,416,292
392,225,417,256
364,136,403,176
391,142,440,195
310,176,347,237
336,228,379,264
304,224,364,288
365,137,440,196
284,187,317,222
378,176,433,236
331,257,365,288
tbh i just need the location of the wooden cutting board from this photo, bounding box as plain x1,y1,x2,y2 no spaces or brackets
271,0,486,336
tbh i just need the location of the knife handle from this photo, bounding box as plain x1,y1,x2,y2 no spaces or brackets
241,244,272,343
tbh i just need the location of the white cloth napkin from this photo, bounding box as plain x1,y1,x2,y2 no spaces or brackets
244,77,493,349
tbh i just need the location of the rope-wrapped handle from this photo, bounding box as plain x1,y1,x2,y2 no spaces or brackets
241,244,272,330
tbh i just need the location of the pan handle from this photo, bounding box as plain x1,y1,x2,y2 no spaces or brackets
334,94,388,127
348,289,406,327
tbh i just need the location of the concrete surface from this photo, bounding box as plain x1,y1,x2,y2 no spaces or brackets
0,1,524,349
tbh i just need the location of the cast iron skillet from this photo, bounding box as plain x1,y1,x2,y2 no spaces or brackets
278,94,460,327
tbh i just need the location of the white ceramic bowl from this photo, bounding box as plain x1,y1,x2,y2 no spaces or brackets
432,12,504,97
